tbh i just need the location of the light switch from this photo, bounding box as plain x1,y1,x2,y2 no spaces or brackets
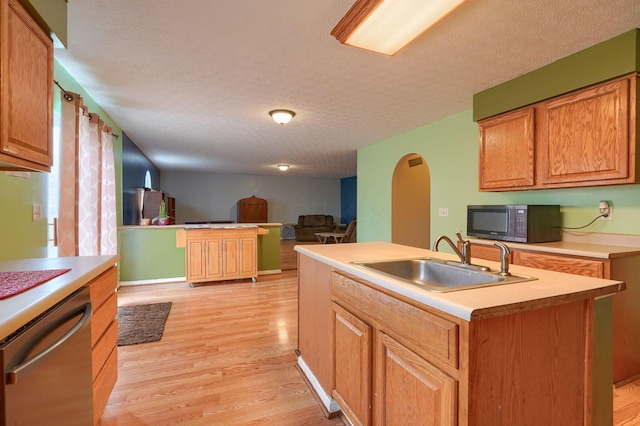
438,208,449,217
32,203,42,221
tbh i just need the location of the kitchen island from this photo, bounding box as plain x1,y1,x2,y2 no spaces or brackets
295,242,623,426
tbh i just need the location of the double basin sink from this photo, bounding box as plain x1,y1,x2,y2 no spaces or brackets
351,257,536,292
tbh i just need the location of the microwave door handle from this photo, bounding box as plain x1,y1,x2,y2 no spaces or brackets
6,302,92,385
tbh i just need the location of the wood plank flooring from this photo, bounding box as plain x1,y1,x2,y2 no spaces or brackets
100,243,640,425
99,270,344,425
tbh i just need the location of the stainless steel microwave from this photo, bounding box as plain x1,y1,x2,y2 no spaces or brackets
467,205,561,243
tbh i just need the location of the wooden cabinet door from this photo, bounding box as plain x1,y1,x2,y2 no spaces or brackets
239,237,256,277
0,0,53,171
205,238,223,279
186,238,207,282
478,107,535,190
332,302,372,426
222,238,240,278
538,76,632,187
375,332,456,426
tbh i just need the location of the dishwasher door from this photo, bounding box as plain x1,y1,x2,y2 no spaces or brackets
1,287,94,426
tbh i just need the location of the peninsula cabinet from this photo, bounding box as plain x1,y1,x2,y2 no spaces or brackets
466,241,640,386
86,265,118,424
330,270,591,426
478,73,638,191
0,0,53,172
184,227,258,286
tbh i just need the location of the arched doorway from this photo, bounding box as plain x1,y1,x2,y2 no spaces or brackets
391,154,430,248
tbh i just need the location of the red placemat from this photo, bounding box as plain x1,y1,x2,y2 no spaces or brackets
0,269,71,300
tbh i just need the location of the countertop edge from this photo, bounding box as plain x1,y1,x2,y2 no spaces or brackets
0,255,120,341
295,242,623,322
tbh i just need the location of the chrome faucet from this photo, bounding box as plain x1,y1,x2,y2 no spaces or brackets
432,232,490,271
493,241,511,276
433,232,468,264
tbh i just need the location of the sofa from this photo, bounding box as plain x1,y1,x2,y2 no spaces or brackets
294,214,336,241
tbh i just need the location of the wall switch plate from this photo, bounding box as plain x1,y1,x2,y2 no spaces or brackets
32,204,42,221
439,208,449,217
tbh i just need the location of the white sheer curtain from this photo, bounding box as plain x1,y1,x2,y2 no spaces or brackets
58,92,117,257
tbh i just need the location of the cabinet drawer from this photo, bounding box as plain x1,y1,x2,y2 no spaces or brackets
88,266,117,311
91,292,117,347
332,272,459,368
93,347,118,424
92,320,118,381
514,251,604,278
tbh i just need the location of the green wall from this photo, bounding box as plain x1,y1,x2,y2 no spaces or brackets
0,60,123,261
0,172,48,259
358,109,640,245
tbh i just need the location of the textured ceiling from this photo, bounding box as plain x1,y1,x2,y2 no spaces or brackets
54,0,640,178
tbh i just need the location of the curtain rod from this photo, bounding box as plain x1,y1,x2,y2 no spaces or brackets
53,79,120,139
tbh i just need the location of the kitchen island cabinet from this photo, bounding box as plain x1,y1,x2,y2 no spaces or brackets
296,242,623,426
0,0,53,172
178,226,259,286
465,238,640,387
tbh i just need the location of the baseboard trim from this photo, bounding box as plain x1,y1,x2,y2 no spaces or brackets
297,355,341,415
120,277,186,286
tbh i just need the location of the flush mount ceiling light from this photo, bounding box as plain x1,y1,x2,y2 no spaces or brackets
277,164,290,171
331,0,467,55
269,109,296,125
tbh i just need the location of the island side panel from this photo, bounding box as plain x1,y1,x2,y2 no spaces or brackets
467,299,593,426
298,254,334,394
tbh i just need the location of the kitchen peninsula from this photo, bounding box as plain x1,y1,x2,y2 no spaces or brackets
118,222,282,284
296,242,624,426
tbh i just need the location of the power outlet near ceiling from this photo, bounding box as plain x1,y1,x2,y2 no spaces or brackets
438,208,449,217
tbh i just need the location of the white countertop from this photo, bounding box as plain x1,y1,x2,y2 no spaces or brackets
295,242,623,321
0,255,119,341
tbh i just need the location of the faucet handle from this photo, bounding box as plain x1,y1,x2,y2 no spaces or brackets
493,241,511,276
455,232,466,243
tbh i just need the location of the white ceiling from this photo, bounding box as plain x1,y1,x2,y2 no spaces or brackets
54,0,640,178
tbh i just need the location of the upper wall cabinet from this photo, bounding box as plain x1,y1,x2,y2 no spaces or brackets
0,0,53,172
478,73,638,191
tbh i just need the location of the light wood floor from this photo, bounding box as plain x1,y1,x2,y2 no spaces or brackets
100,242,640,425
99,270,344,426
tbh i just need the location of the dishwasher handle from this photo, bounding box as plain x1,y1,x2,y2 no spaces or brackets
7,302,93,385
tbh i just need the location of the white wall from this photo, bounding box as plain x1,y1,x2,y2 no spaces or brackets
162,171,341,225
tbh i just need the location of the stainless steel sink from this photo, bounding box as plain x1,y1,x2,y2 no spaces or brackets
351,257,536,292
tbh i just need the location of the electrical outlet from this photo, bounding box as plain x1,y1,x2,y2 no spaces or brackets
600,205,612,221
32,203,42,221
438,208,449,217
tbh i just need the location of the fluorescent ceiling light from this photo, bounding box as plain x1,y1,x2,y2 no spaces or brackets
332,0,467,55
277,164,290,171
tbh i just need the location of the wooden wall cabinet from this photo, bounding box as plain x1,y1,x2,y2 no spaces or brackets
467,241,640,386
478,73,638,191
86,265,118,424
479,107,535,189
0,0,53,172
184,227,257,286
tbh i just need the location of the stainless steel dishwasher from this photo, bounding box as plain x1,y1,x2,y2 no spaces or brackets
1,287,94,425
